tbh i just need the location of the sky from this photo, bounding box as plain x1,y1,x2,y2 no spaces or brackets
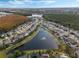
0,0,79,8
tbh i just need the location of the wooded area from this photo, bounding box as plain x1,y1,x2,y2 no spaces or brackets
0,14,27,31
44,14,79,30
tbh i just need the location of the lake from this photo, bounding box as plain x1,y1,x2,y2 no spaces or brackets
14,28,58,50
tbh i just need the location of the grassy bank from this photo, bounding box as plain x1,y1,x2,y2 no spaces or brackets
0,51,7,58
2,25,40,54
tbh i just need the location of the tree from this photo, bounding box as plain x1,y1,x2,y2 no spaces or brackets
13,50,22,57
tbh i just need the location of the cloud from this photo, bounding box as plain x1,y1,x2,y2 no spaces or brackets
7,0,31,5
8,0,27,4
76,0,79,2
0,0,56,8
40,0,56,5
8,0,56,5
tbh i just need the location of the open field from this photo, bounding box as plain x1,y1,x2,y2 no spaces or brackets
44,14,79,30
0,14,27,31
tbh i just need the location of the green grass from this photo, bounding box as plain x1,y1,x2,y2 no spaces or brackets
44,14,79,30
0,51,7,58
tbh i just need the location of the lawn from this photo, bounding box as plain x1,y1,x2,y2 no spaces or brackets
0,51,7,58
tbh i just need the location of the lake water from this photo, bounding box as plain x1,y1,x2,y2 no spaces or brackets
14,28,58,50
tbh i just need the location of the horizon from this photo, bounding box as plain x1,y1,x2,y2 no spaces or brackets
1,6,79,9
0,0,79,8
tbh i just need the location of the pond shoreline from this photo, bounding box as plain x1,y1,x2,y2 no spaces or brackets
8,27,58,55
